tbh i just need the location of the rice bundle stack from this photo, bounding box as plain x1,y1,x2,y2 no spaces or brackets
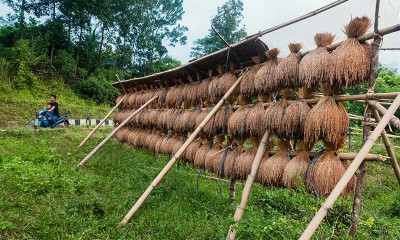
209,65,238,104
234,140,259,180
171,137,185,156
155,134,166,154
240,56,262,98
246,102,267,138
282,87,311,139
299,33,335,88
214,105,234,134
205,142,225,173
184,138,202,163
327,16,372,87
275,43,302,89
195,108,214,137
228,106,250,139
306,151,355,197
282,145,310,189
194,141,211,168
255,48,280,93
304,96,349,150
185,81,200,107
264,100,289,137
259,141,290,187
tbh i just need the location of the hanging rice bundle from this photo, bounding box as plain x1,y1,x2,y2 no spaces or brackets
255,48,280,93
275,43,302,88
246,102,267,138
113,111,125,124
228,106,250,139
172,137,185,156
259,141,290,187
240,56,262,98
195,108,214,137
304,96,349,150
184,138,202,163
282,88,311,139
116,95,125,110
205,143,224,173
115,127,129,142
155,109,167,130
327,16,372,87
282,151,310,189
209,65,238,104
306,151,354,197
234,144,258,180
194,141,211,168
299,33,335,88
155,134,166,154
184,79,200,107
223,146,239,179
148,109,161,128
125,130,137,145
165,86,178,108
264,100,289,137
155,88,168,108
254,152,270,184
214,104,234,134
123,93,134,109
199,72,212,106
165,109,181,131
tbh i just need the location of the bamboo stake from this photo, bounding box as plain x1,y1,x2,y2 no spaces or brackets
372,108,400,184
265,150,386,161
368,100,400,130
78,96,158,166
227,130,270,240
78,95,126,148
119,71,247,225
349,2,381,236
299,93,400,240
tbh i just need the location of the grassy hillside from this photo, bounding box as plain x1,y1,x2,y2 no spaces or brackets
0,79,112,127
1,127,399,239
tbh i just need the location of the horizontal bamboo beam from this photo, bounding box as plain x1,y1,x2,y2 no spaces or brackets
267,150,386,161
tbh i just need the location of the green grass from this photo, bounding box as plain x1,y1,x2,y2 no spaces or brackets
1,127,400,239
0,80,111,127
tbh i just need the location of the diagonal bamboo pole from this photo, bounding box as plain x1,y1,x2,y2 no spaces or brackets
78,95,126,148
119,71,247,225
371,108,400,184
78,96,158,166
227,130,270,240
368,100,400,130
299,93,400,240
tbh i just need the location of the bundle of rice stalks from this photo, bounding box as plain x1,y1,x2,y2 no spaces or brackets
227,106,252,139
306,151,354,197
155,134,166,154
304,96,349,150
299,33,335,88
209,65,238,104
234,146,258,180
246,102,267,138
195,108,214,137
165,86,179,108
148,109,162,128
144,132,160,150
259,142,290,187
198,73,212,106
161,135,179,155
165,109,182,131
204,143,225,173
114,127,130,142
282,151,310,189
264,100,289,137
327,16,372,87
172,137,185,156
256,93,273,103
194,141,211,168
154,88,168,108
255,48,280,93
223,146,239,179
123,93,134,109
240,56,262,98
183,138,202,163
185,80,201,107
282,92,310,140
113,111,125,124
116,95,125,109
214,105,234,134
275,43,302,88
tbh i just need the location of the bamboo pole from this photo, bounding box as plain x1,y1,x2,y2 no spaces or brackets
78,95,126,148
227,130,270,240
368,100,400,130
265,150,386,161
299,93,400,240
372,108,400,184
349,1,381,236
119,71,247,225
78,96,158,166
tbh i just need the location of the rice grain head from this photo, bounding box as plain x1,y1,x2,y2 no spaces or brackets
282,151,310,189
255,48,280,93
275,43,302,89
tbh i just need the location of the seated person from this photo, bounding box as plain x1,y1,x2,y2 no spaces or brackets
48,94,60,125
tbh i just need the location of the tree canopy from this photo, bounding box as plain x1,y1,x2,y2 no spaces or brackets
190,0,246,58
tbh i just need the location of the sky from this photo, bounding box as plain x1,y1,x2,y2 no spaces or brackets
0,0,399,70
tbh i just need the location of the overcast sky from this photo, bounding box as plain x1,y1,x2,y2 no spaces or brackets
1,0,399,70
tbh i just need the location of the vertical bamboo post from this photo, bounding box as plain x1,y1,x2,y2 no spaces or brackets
371,108,400,184
227,130,270,240
349,0,381,237
78,95,126,148
119,71,247,225
78,96,158,166
300,93,400,240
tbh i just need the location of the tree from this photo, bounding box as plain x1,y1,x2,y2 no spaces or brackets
190,0,246,58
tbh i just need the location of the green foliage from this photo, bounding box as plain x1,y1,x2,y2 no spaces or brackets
191,0,247,58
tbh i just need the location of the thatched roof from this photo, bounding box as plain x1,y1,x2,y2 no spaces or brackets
113,36,269,91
